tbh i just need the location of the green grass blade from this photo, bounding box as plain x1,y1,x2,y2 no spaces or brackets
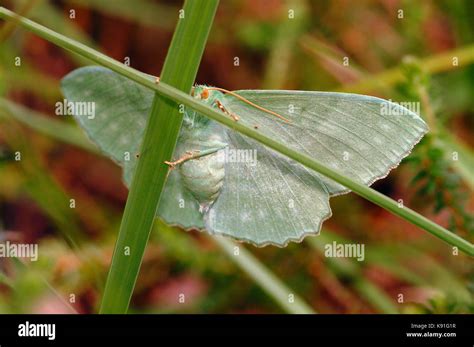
262,0,308,88
1,6,472,256
351,279,398,314
0,98,99,153
307,234,398,313
213,237,316,314
438,132,474,190
99,0,219,313
335,44,474,94
65,0,177,31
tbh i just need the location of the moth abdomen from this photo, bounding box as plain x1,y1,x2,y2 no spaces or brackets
176,121,228,209
179,152,225,208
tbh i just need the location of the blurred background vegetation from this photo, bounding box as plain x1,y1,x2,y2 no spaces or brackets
0,0,473,314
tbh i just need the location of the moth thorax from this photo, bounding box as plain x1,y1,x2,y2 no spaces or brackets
179,151,225,211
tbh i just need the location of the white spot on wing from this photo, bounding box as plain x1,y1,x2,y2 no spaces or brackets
241,211,251,222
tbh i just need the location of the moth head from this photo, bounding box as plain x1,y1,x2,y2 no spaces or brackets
193,85,216,101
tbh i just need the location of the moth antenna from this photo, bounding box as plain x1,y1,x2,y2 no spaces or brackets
206,87,291,123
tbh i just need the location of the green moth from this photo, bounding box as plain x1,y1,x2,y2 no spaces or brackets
61,66,428,247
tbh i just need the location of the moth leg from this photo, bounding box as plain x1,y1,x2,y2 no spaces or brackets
164,145,227,169
215,100,240,121
165,150,199,169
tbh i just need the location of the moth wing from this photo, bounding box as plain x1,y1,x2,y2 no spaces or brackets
221,90,428,195
204,90,427,246
205,128,332,247
61,66,203,228
61,66,153,163
155,168,205,230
